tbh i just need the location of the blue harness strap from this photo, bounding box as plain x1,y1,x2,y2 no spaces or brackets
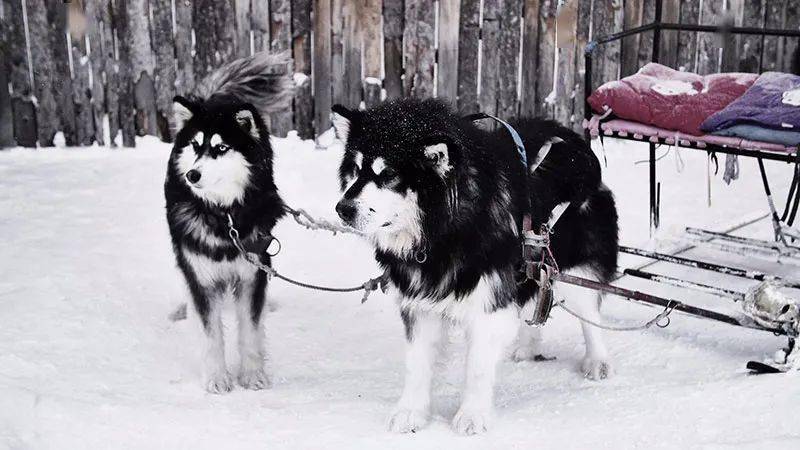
463,112,527,168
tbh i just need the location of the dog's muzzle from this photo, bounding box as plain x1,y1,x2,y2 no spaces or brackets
335,199,358,225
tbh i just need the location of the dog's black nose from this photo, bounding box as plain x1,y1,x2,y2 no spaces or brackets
186,169,201,184
335,199,357,223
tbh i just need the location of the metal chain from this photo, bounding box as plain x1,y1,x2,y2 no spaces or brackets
555,299,676,332
227,214,388,303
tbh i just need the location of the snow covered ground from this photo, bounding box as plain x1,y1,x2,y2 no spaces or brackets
1,134,799,449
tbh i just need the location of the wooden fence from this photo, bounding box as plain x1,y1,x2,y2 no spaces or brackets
0,0,798,149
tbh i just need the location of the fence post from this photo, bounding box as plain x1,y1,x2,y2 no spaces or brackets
519,0,541,117
362,0,383,108
622,0,645,77
151,0,178,141
383,0,404,101
554,0,576,126
572,0,591,132
70,24,96,146
269,0,293,136
0,0,17,147
479,0,501,117
403,0,435,98
252,0,271,52
292,0,314,138
341,0,361,108
84,0,106,146
313,0,332,134
437,0,460,108
536,0,556,117
697,0,724,74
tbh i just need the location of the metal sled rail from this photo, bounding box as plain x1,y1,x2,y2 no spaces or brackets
555,273,787,336
685,227,800,257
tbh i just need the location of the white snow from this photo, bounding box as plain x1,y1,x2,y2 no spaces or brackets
1,135,799,449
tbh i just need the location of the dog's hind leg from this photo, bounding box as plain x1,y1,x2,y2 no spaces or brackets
388,309,443,433
555,266,614,380
453,305,518,435
235,269,270,390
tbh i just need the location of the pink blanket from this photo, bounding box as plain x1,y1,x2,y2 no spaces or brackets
588,63,757,135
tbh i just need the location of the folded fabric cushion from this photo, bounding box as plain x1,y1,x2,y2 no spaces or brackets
701,72,800,132
588,63,757,135
711,124,800,147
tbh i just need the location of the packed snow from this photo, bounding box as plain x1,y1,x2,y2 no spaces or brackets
1,133,799,449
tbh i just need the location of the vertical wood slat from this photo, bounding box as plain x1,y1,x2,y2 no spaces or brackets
571,0,591,131
0,0,23,147
116,0,137,147
341,0,361,108
84,0,106,146
128,0,158,138
403,0,435,98
660,0,680,69
331,0,344,105
270,0,293,135
553,0,576,126
292,0,313,138
252,0,271,51
27,0,68,146
781,1,800,73
637,0,656,70
739,0,765,73
497,0,523,120
235,0,252,58
591,0,623,98
70,25,96,146
383,0,404,101
721,0,745,72
102,0,121,146
151,0,178,141
313,0,332,132
519,0,540,117
697,0,724,74
174,0,196,99
456,0,481,114
362,0,383,108
536,0,556,117
677,0,700,72
622,0,645,77
437,0,460,108
479,0,501,117
763,0,787,72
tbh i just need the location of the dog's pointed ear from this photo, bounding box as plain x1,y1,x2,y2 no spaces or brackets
172,96,194,130
424,142,452,177
331,104,358,143
235,108,261,140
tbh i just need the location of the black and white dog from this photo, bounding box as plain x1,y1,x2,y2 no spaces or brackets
332,98,619,434
165,53,292,393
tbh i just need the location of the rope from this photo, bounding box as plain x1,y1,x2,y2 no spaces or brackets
554,299,676,332
284,206,364,236
227,213,388,303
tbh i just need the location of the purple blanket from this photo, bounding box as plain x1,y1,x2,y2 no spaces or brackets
701,72,800,132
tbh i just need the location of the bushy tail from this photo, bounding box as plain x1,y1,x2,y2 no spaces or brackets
198,51,294,117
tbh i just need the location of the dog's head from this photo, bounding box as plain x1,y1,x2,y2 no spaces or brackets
171,94,270,207
333,99,466,258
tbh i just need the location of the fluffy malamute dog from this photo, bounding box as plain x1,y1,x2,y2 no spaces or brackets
332,98,619,434
165,53,292,393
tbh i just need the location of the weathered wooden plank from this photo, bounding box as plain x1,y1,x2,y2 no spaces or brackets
553,0,576,126
738,0,765,73
362,0,382,108
536,0,556,117
592,0,623,95
571,0,591,131
622,0,645,77
763,0,787,72
71,30,96,145
151,0,178,141
341,0,361,108
115,0,137,147
497,0,523,120
403,0,435,98
292,0,313,138
331,0,344,105
313,0,332,133
252,0,271,51
101,0,120,146
28,0,69,146
174,0,195,97
383,0,404,101
696,0,724,75
677,0,700,72
235,0,252,58
0,0,17,147
4,0,36,146
126,0,158,137
637,0,656,70
519,0,540,116
660,0,680,69
270,0,293,136
479,0,501,117
781,0,800,73
721,0,745,72
194,0,237,81
457,0,481,114
436,0,460,107
83,0,106,145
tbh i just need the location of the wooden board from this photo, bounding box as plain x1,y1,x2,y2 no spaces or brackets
0,0,17,147
622,0,645,77
341,0,361,108
677,0,700,72
497,0,523,121
28,0,67,146
660,0,680,69
572,0,592,131
479,0,502,117
293,0,313,138
697,0,724,74
84,0,107,145
383,0,404,101
403,0,435,98
536,0,556,117
313,0,332,132
437,0,460,108
553,0,576,126
457,0,481,114
115,0,137,147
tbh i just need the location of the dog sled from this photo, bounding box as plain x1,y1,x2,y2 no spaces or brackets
577,0,800,373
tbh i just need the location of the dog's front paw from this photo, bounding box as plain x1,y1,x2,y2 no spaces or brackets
452,407,491,435
581,356,614,380
388,408,429,433
205,371,234,394
238,367,272,390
